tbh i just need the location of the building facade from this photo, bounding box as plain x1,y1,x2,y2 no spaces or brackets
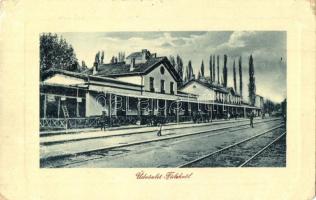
40,49,262,130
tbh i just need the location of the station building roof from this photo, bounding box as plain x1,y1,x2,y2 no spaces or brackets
41,68,142,88
84,56,181,82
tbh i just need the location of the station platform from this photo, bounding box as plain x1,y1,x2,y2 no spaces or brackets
40,117,278,161
40,118,256,145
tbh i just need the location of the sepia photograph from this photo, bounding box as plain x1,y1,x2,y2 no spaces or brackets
39,31,287,168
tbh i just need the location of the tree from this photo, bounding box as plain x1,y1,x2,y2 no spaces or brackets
264,99,276,114
188,60,194,80
118,52,125,62
233,60,237,93
217,55,220,84
176,55,184,84
248,55,256,106
110,56,118,63
40,33,79,72
200,60,205,77
101,51,105,64
184,65,189,82
238,56,243,97
209,55,213,82
198,71,201,79
223,54,228,87
169,56,176,68
93,52,100,72
81,60,87,69
95,51,100,64
281,98,287,116
212,55,216,81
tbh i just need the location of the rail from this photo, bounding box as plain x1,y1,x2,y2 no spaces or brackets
177,124,284,168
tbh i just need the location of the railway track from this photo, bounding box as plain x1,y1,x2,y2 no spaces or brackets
240,133,286,167
41,118,282,168
177,125,285,168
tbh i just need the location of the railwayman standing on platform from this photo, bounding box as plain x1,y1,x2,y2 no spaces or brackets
100,111,107,131
249,112,254,128
157,123,162,137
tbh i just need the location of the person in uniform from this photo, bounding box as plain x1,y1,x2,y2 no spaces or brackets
100,111,107,131
157,123,162,136
249,112,254,128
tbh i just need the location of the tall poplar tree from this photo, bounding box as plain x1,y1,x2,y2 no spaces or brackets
233,60,237,92
101,51,105,64
248,55,256,106
95,51,100,65
118,52,125,62
238,56,243,97
184,65,189,82
169,56,176,68
81,61,87,69
176,55,184,84
212,55,216,81
223,54,228,87
209,55,213,82
217,55,220,84
188,60,194,80
201,60,205,77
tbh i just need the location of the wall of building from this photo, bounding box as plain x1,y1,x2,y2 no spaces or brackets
85,91,142,117
180,82,215,101
85,91,107,116
116,76,142,86
143,64,177,95
126,55,147,65
255,96,264,108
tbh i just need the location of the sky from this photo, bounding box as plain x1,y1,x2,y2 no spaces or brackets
59,31,286,103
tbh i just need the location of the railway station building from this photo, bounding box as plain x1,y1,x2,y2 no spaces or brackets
40,49,263,130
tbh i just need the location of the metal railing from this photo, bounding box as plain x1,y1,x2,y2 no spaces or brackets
40,117,100,131
40,113,238,131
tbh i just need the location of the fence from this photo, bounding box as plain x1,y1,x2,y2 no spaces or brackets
40,115,198,131
40,117,100,131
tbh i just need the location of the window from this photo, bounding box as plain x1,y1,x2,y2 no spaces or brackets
170,82,174,94
160,66,165,74
160,80,165,93
150,77,154,92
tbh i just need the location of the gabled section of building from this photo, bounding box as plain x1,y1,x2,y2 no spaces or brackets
255,94,264,109
125,49,153,65
84,50,181,96
180,79,242,105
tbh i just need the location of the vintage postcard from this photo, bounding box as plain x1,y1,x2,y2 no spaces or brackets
0,0,315,200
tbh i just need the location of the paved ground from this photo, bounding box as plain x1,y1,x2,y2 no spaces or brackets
40,118,277,159
40,117,285,168
40,118,249,144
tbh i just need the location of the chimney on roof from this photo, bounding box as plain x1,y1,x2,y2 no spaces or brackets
130,58,135,71
152,53,157,58
142,49,148,60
